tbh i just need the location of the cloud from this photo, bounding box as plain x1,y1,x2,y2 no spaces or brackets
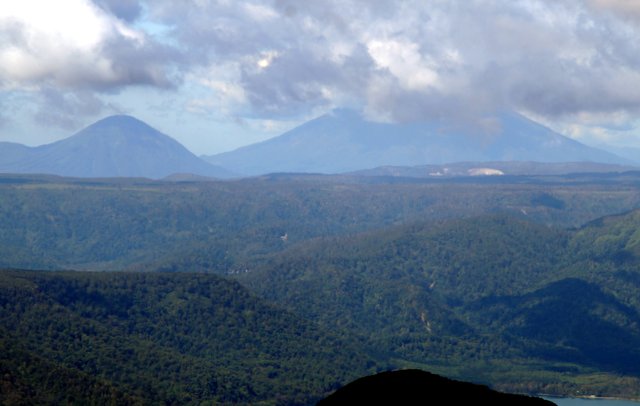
142,0,640,124
0,0,186,129
587,0,640,20
34,88,120,130
95,0,142,22
4,0,640,140
0,0,178,90
239,44,376,117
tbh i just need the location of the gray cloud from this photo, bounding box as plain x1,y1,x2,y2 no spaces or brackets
0,1,183,91
4,0,640,135
95,0,142,22
587,0,640,21
330,0,640,122
0,0,188,130
34,88,121,131
99,36,185,90
240,44,376,118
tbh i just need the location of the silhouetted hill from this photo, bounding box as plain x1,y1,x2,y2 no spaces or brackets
0,115,234,179
204,109,626,175
317,369,555,405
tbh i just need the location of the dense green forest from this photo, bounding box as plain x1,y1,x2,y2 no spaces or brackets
0,271,377,405
237,211,640,398
3,173,640,403
1,173,640,272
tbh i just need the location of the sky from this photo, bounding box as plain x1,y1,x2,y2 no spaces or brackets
1,0,640,156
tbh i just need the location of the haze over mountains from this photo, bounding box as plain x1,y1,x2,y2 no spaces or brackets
0,110,633,179
0,116,232,179
204,109,630,176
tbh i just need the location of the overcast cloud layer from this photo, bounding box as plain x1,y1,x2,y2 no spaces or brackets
1,0,640,153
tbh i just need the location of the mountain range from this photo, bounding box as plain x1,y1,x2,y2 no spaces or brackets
0,115,233,179
0,110,632,178
204,109,629,175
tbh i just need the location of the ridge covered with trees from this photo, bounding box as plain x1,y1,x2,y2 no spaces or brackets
0,270,377,405
237,211,640,398
3,173,640,402
1,173,639,272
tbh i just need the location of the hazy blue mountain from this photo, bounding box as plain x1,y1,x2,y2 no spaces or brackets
0,142,32,167
597,144,640,165
203,109,627,176
0,115,234,179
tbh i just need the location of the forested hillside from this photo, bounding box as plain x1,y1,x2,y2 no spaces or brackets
0,271,377,405
240,216,566,353
1,173,639,272
3,173,640,401
237,212,640,398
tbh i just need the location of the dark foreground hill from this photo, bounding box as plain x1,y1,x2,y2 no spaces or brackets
0,270,377,405
204,109,625,175
318,369,555,405
0,115,233,179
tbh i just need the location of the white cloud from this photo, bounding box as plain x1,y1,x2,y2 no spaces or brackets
0,0,152,89
243,3,278,21
367,40,439,90
4,0,640,148
256,50,280,69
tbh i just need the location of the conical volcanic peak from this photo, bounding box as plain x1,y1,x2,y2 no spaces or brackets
0,115,234,179
204,109,627,176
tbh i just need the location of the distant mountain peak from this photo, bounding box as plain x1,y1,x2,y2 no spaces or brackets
95,114,142,123
0,115,235,179
72,115,167,140
327,108,363,119
204,108,628,176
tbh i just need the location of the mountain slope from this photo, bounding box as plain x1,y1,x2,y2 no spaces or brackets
597,145,640,165
239,215,569,361
204,109,626,175
2,172,640,271
469,278,640,374
0,115,234,179
236,213,640,397
0,270,377,404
